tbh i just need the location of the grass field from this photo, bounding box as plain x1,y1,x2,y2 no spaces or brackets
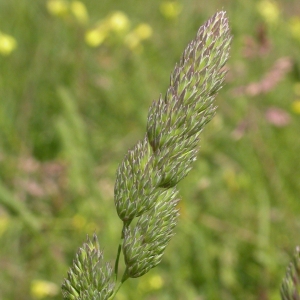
1,0,300,299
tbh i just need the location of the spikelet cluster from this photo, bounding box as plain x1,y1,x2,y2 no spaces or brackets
114,11,231,278
281,246,300,300
62,11,232,299
62,235,115,300
123,188,179,277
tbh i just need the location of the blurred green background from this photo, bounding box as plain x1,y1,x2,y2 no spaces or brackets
0,0,300,299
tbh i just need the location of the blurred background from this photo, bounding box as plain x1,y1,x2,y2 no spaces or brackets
0,0,300,299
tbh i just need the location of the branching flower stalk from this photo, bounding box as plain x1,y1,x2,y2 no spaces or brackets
281,246,300,300
62,11,231,300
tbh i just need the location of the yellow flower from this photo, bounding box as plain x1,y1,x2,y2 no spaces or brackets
288,17,300,41
148,274,164,290
257,0,280,24
70,1,89,24
124,32,141,50
138,274,164,293
134,23,153,40
107,11,130,32
291,100,300,114
0,215,9,236
123,23,152,51
0,32,17,56
31,280,59,299
85,27,107,47
71,214,86,229
160,1,182,20
46,0,69,17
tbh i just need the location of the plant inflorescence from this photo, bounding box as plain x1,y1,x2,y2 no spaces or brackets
62,10,231,299
281,247,300,300
61,10,300,300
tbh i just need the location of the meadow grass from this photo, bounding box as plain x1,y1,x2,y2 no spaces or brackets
0,0,300,299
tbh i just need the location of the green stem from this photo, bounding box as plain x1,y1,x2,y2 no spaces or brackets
108,268,129,300
114,235,122,281
114,222,128,281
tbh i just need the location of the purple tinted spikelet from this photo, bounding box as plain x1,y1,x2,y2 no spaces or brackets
123,188,180,277
114,137,161,222
281,246,300,300
113,11,231,279
115,11,231,223
62,235,115,300
63,11,231,299
147,11,231,188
